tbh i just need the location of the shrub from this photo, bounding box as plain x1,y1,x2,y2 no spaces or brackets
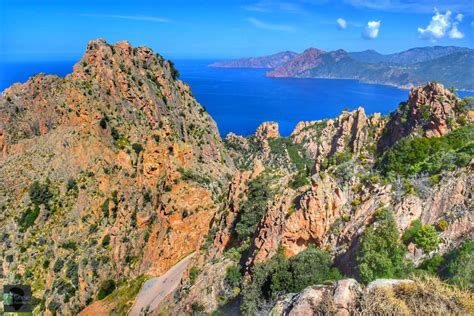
357,208,408,283
66,178,77,192
29,180,53,207
445,240,474,289
61,240,77,251
402,220,440,253
378,124,474,179
289,245,342,292
224,265,242,288
132,142,144,155
241,246,341,315
435,219,449,232
190,302,205,313
235,174,273,243
189,266,200,285
168,60,180,80
419,254,445,275
53,258,64,273
97,279,116,300
102,234,111,247
18,204,40,232
99,117,108,129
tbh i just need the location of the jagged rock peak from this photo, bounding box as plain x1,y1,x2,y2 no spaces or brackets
255,121,280,141
378,82,462,151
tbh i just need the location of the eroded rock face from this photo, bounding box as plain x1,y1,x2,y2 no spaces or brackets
0,39,234,314
272,279,362,316
291,108,384,172
378,82,460,151
255,121,280,141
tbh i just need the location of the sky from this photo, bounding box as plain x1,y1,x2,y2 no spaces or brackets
1,0,473,61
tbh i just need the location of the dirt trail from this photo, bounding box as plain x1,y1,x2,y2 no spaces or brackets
129,252,194,315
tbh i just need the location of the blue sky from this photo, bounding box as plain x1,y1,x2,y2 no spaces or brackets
1,0,473,61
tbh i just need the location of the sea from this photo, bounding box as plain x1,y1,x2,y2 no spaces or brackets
1,59,472,136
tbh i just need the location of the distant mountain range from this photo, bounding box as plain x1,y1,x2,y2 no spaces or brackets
209,51,298,68
210,46,474,90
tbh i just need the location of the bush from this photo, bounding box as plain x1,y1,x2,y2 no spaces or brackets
224,265,242,288
402,220,440,253
97,280,116,300
66,178,77,192
357,208,408,283
378,124,474,179
168,60,180,80
189,266,200,285
132,143,144,155
18,204,40,232
445,240,474,289
289,245,342,292
235,174,273,243
241,246,341,315
102,234,111,247
53,258,64,273
99,117,108,129
29,180,53,207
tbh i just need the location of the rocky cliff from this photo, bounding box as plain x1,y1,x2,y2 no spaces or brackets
1,39,473,316
0,39,234,314
155,82,473,315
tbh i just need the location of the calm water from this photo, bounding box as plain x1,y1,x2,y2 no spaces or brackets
1,60,472,136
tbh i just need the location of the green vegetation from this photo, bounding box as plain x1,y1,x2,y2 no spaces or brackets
241,246,341,315
66,178,77,192
235,173,273,243
17,204,40,232
107,276,149,315
402,220,440,253
418,240,474,289
378,124,474,179
224,265,242,288
29,180,53,208
168,60,180,80
357,208,409,283
97,279,116,300
189,266,200,285
132,142,144,155
102,234,111,247
177,167,211,187
268,137,313,173
321,150,352,170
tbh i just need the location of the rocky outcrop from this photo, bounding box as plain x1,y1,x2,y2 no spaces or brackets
378,82,461,151
271,277,473,315
0,39,234,314
291,108,384,172
255,121,280,141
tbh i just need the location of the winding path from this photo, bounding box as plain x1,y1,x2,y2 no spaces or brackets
129,253,194,315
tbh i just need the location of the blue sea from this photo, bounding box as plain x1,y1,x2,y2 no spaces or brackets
1,60,472,136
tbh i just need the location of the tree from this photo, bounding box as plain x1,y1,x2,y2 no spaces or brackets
357,208,408,283
289,245,341,292
403,220,440,253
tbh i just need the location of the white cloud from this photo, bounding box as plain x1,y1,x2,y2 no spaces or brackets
82,14,170,23
363,20,381,39
449,22,464,38
246,17,296,32
337,18,347,29
417,9,465,41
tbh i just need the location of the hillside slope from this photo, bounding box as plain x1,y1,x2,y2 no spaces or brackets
0,39,234,314
1,39,473,316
